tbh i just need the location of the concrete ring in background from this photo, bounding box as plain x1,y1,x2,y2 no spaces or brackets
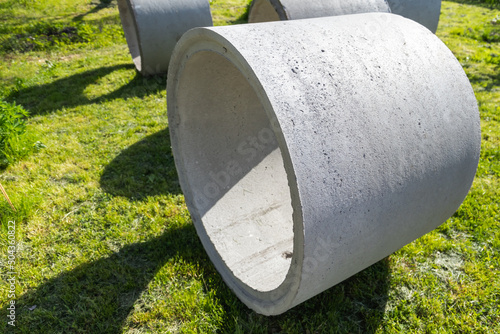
167,14,480,315
117,0,213,75
248,0,390,22
248,0,441,33
387,0,442,33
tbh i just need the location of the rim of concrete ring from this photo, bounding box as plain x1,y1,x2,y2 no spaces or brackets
167,28,306,314
117,0,143,72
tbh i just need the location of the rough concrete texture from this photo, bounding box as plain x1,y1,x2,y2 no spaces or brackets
248,0,441,33
167,13,481,315
249,0,390,23
387,0,441,33
117,0,212,75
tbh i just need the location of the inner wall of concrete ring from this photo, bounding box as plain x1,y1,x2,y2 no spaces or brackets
248,0,441,33
117,0,213,75
167,13,481,315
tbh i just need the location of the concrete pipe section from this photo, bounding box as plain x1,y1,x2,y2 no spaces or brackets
248,0,441,33
387,0,442,33
248,0,390,23
117,0,213,75
167,14,481,315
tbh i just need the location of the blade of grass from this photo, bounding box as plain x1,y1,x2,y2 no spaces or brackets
0,181,16,211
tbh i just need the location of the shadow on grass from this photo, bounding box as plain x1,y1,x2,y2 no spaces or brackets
231,2,251,25
6,64,166,116
0,218,391,334
99,129,390,331
468,63,500,92
0,224,206,333
217,258,391,333
74,0,117,21
100,128,181,200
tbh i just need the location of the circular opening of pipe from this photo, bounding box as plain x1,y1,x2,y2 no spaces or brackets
117,0,142,72
170,48,295,293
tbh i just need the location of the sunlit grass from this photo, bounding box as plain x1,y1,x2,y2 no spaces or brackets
0,1,498,333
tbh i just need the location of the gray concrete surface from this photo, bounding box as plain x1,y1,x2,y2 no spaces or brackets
167,13,481,315
249,0,390,22
387,0,442,33
117,0,212,75
248,0,441,33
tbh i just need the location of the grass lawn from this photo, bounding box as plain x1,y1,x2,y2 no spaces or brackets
0,0,499,332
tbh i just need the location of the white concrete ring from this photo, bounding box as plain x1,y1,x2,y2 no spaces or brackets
167,14,480,315
248,0,441,33
386,0,442,33
248,0,391,22
117,0,213,75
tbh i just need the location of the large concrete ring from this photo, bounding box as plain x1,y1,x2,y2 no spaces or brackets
248,0,390,23
167,14,481,315
117,0,213,75
387,0,442,33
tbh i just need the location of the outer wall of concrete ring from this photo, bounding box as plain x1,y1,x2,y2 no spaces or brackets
387,0,442,33
248,0,390,22
167,14,481,315
117,0,213,75
248,0,441,33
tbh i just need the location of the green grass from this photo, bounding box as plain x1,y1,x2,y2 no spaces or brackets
0,98,34,169
0,0,499,333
